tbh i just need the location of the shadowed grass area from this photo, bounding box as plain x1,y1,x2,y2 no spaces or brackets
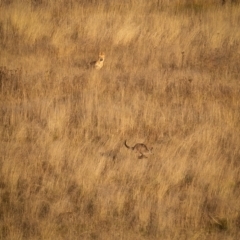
0,0,240,239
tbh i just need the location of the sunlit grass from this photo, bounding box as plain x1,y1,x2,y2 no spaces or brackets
0,0,240,239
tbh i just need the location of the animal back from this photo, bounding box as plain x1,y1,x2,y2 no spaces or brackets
134,143,149,152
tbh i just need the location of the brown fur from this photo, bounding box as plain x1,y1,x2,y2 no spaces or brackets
90,52,105,70
124,140,153,158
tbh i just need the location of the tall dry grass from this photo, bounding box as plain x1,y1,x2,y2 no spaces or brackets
0,0,240,239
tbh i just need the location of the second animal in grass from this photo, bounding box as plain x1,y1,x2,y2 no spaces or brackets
90,52,105,70
124,140,153,159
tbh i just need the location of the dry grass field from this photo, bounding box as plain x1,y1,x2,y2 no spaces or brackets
1,0,240,239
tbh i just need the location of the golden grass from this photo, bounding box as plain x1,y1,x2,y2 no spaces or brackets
1,0,240,239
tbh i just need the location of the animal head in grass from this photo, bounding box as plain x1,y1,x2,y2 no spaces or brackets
90,52,105,70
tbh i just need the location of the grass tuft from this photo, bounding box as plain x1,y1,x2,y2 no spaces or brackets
1,0,240,239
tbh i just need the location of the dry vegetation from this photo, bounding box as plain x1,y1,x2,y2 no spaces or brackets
0,0,240,239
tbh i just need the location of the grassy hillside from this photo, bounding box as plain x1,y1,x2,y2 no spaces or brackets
0,0,240,239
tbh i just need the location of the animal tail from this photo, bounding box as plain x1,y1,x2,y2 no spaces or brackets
124,140,131,149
